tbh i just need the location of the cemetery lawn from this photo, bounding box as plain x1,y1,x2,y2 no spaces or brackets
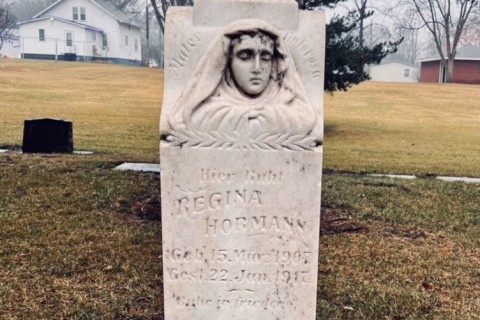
324,82,480,177
1,59,480,319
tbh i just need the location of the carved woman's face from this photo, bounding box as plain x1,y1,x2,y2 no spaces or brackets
230,34,274,96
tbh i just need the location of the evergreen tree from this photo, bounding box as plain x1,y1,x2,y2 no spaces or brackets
299,0,401,92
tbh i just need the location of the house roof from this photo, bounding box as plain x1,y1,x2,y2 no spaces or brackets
33,0,141,28
418,46,480,62
17,16,104,33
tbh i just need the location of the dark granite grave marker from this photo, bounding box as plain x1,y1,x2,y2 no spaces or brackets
22,118,73,153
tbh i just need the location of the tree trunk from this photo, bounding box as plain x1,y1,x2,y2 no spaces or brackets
150,0,165,34
445,59,454,83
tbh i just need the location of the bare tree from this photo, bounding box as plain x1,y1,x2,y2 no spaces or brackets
9,0,56,21
0,0,16,50
149,0,192,34
404,0,478,82
108,0,144,15
458,7,480,46
353,0,371,48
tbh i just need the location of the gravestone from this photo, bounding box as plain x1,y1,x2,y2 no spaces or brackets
160,0,324,319
22,118,73,153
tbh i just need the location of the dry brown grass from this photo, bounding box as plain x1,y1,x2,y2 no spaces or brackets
1,59,479,176
1,59,480,319
0,152,163,319
319,174,480,319
0,59,162,162
325,81,480,177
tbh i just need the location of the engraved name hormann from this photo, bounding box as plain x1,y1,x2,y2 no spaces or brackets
205,215,306,237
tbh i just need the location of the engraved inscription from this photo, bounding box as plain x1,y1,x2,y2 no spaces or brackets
200,168,284,185
173,293,293,311
168,32,202,79
245,170,283,184
164,248,313,265
200,169,236,183
205,215,306,237
283,32,323,80
174,295,214,308
175,189,263,219
165,267,310,285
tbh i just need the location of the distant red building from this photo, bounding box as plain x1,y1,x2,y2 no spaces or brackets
419,47,480,84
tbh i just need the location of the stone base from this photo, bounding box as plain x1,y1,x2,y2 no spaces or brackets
161,146,322,319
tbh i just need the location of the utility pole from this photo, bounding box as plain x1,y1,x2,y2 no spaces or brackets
146,0,149,66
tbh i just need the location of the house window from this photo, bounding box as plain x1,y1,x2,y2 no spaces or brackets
135,38,138,51
80,7,86,21
66,32,73,47
125,35,128,46
39,29,45,41
102,34,108,47
92,32,96,42
404,68,410,77
72,7,78,20
72,7,86,20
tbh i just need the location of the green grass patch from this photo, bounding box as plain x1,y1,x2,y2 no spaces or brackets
0,153,163,319
319,173,480,319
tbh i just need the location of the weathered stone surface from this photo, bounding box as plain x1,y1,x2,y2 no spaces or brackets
161,148,322,319
160,3,324,319
22,118,73,153
160,9,325,137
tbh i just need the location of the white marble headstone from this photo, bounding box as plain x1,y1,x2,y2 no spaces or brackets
160,1,324,319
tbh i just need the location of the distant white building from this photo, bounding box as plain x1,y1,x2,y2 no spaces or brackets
369,61,419,83
17,0,141,65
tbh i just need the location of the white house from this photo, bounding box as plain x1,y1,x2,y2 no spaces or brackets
369,61,419,83
17,0,141,65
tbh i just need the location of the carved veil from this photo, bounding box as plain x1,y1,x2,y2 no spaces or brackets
167,19,316,138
